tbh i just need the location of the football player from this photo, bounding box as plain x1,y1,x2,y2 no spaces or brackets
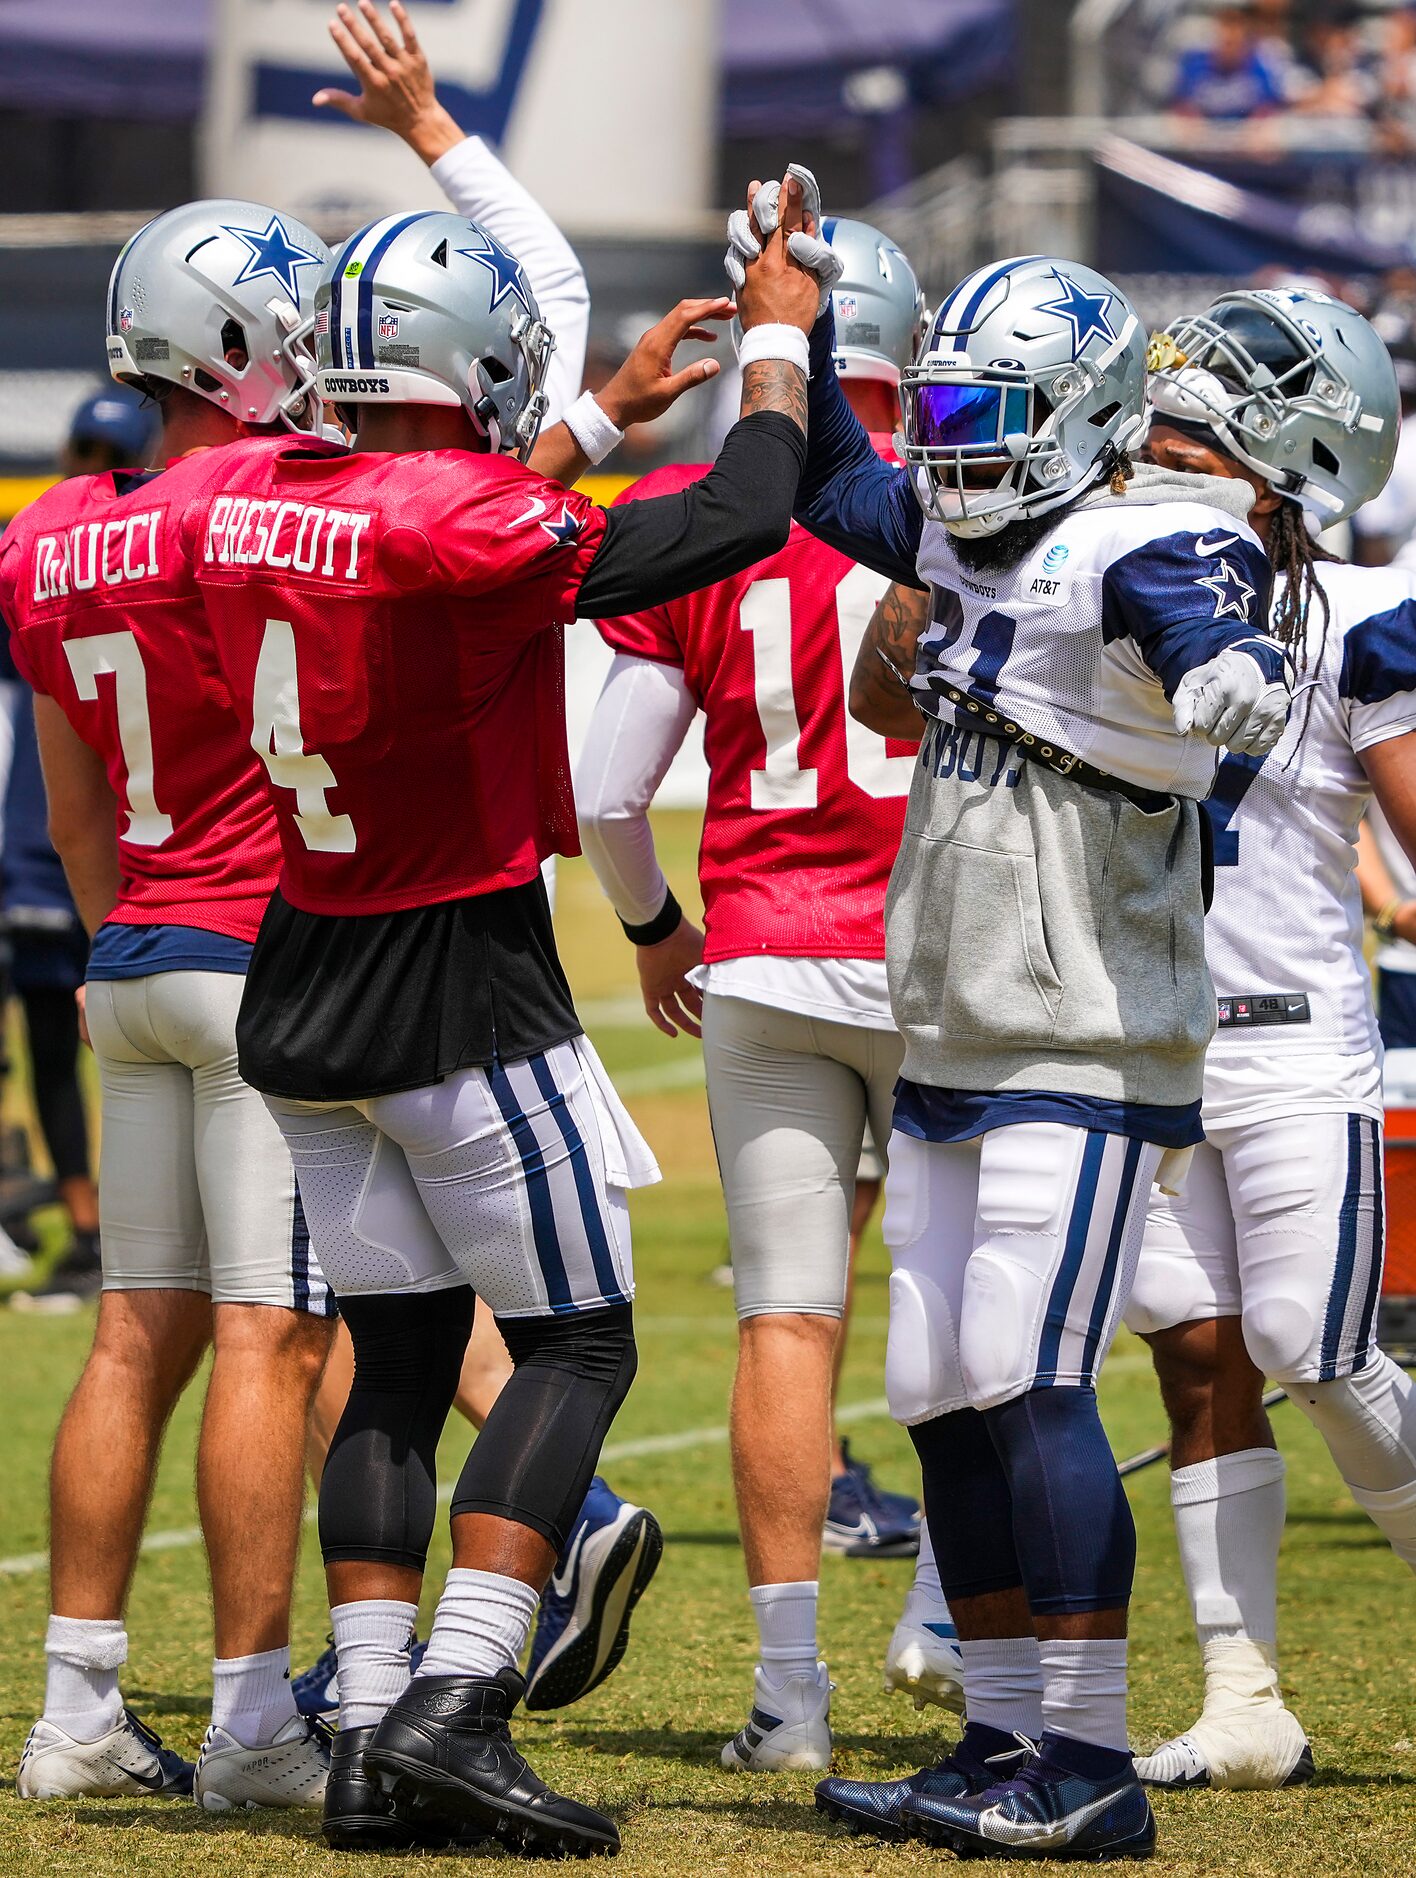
2,202,339,1810
186,195,820,1858
292,0,664,1722
1128,288,1416,1791
576,219,959,1777
736,172,1294,1861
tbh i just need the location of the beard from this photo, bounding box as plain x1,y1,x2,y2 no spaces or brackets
948,507,1069,576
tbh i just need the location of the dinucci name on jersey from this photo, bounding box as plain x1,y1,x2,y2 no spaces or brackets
1205,560,1416,1059
31,509,163,603
912,488,1277,798
203,496,374,582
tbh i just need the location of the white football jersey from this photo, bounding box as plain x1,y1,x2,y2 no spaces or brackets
1205,561,1416,1064
912,485,1277,797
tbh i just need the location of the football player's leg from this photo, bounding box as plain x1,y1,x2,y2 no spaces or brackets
705,997,876,1772
905,1124,1162,1860
270,1095,473,1849
1231,1113,1416,1569
21,982,209,1802
820,1128,1035,1838
1127,1139,1305,1792
360,1042,652,1854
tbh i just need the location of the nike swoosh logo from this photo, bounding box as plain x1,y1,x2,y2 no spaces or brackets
120,1758,169,1791
550,1524,589,1600
512,496,548,527
1195,534,1239,555
977,1788,1119,1848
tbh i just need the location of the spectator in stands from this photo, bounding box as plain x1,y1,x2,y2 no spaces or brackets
1376,5,1416,150
1170,5,1288,119
1292,7,1380,120
5,386,156,1313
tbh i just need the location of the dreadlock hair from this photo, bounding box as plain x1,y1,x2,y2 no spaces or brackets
1269,493,1340,761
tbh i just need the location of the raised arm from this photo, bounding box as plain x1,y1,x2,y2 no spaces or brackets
317,0,588,419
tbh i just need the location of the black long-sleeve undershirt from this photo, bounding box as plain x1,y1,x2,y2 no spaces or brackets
575,410,806,618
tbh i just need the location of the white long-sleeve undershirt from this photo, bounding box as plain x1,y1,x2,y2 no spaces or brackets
430,136,590,426
574,652,697,928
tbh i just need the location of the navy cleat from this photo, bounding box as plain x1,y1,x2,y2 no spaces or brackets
816,1724,1031,1840
840,1441,922,1532
524,1477,662,1712
293,1636,339,1719
823,1462,919,1559
903,1743,1156,1861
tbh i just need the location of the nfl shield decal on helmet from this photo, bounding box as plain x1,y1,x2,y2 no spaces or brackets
378,313,399,341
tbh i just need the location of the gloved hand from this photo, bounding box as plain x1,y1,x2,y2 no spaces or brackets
1172,647,1291,757
723,163,843,319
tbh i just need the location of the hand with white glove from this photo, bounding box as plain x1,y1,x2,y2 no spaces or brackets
724,162,843,319
1172,647,1291,758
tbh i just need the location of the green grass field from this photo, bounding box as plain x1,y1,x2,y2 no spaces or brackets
1,810,1413,1876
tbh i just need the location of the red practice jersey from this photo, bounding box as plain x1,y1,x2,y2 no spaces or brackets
599,452,917,963
0,444,284,941
190,440,605,916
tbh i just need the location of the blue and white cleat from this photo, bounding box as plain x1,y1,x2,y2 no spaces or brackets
524,1477,662,1711
17,1707,195,1800
721,1662,832,1772
903,1749,1156,1861
816,1724,1031,1839
841,1441,921,1532
823,1465,919,1559
883,1606,965,1714
293,1636,339,1719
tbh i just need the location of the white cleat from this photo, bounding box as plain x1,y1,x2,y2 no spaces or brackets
721,1663,832,1772
17,1708,194,1800
1135,1639,1315,1792
193,1713,331,1811
882,1616,965,1714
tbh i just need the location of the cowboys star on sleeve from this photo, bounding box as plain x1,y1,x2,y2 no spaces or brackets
1101,526,1284,698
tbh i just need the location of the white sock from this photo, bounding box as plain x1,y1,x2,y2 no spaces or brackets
211,1647,298,1749
415,1570,538,1682
1040,1638,1129,1754
43,1615,126,1743
960,1635,1044,1738
1171,1448,1285,1648
902,1519,955,1630
331,1599,419,1731
749,1580,820,1682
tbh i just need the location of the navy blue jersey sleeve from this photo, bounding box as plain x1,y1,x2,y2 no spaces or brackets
1340,598,1416,704
791,311,923,586
0,621,16,685
1101,529,1278,697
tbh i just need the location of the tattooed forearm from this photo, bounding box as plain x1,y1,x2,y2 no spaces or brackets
849,580,929,741
740,360,808,433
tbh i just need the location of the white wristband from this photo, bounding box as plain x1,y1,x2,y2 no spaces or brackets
563,391,625,467
736,323,811,375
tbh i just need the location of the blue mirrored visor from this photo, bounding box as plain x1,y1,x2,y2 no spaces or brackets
913,382,1030,450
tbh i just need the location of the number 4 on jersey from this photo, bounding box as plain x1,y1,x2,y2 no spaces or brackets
251,620,355,853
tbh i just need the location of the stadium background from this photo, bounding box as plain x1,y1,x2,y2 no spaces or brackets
2,4,1415,1874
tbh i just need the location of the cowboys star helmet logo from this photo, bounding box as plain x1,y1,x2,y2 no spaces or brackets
1196,558,1256,622
225,215,324,301
457,229,534,318
1038,269,1116,353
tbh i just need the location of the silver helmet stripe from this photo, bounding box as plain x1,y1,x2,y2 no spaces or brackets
354,213,436,368
938,256,1046,352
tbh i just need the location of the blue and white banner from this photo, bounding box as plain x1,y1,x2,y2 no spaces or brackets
202,0,718,235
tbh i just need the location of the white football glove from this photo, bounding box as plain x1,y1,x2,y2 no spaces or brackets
1172,647,1291,757
723,162,843,319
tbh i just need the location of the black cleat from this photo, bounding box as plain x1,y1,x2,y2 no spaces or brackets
365,1667,620,1859
323,1724,483,1852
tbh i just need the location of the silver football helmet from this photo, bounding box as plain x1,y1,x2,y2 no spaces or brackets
105,200,329,430
314,211,556,460
899,255,1147,537
823,218,926,384
1148,288,1399,523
